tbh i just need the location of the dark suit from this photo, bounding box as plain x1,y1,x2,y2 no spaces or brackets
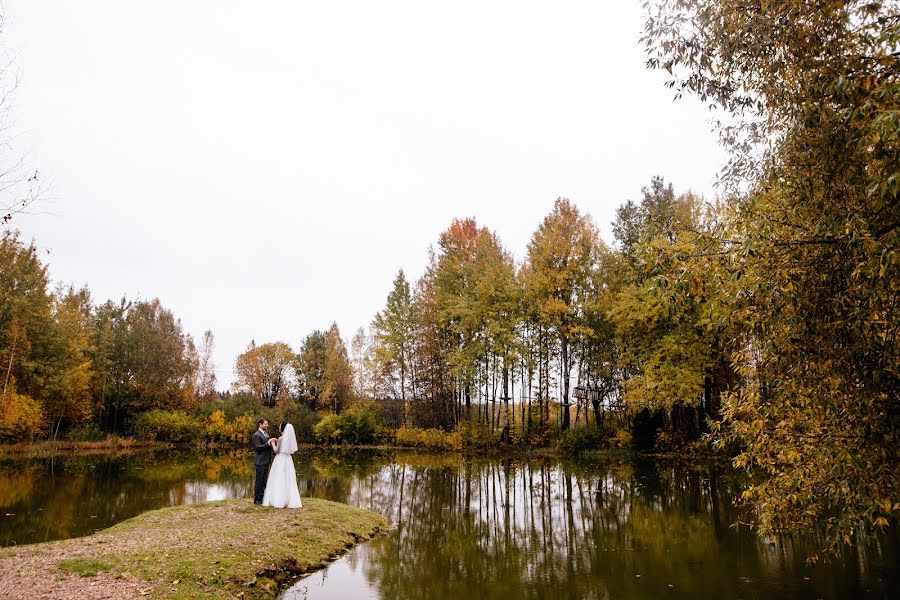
252,429,273,504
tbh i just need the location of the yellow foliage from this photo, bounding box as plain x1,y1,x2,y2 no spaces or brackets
611,428,632,449
204,410,253,444
394,426,460,451
0,387,45,439
206,409,226,432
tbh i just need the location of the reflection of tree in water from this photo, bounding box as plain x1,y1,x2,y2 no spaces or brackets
2,450,895,598
297,449,392,504
0,464,39,508
0,450,255,545
338,457,891,600
0,448,395,547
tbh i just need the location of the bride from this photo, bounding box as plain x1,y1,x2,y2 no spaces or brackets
261,421,302,508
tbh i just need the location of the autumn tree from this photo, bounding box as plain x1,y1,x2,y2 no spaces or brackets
578,244,621,429
607,179,733,440
410,256,456,427
322,323,353,413
88,297,196,430
350,326,375,399
523,199,599,430
432,219,483,419
469,227,521,432
294,326,354,413
44,286,95,436
193,329,217,402
125,299,196,411
371,270,417,414
295,331,327,409
233,341,294,407
90,298,129,430
644,0,899,553
0,232,50,436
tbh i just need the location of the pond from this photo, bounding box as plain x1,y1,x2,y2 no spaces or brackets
0,448,895,599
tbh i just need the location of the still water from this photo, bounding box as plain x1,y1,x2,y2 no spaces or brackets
0,449,895,599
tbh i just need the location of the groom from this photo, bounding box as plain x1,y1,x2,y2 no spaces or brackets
252,418,274,505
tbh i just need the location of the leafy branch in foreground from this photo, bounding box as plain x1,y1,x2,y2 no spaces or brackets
644,0,899,556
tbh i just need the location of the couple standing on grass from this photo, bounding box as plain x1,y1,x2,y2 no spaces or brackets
251,418,302,508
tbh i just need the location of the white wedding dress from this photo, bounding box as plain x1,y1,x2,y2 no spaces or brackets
262,423,302,508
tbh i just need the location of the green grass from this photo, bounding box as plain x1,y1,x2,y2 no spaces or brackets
57,557,112,577
3,498,387,599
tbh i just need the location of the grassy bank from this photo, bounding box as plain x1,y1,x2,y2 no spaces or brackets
0,436,171,458
0,498,387,599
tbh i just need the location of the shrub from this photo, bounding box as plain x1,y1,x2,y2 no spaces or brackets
507,424,529,446
610,427,632,449
230,415,255,442
313,414,342,444
190,394,323,445
131,410,197,443
558,426,607,455
654,429,675,452
522,405,552,446
373,424,395,445
204,410,255,444
312,408,378,445
0,390,45,440
395,426,458,450
67,422,106,442
341,408,377,444
205,409,228,441
456,420,497,449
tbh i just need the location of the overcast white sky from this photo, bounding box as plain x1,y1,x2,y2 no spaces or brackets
4,1,725,386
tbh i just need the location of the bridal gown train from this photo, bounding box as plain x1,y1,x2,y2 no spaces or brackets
262,423,302,508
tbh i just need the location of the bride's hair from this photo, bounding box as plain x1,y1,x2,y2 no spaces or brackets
280,421,289,434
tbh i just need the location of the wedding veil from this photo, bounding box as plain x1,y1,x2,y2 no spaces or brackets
279,423,298,454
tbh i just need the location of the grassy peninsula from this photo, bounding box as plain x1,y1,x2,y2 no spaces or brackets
0,498,387,599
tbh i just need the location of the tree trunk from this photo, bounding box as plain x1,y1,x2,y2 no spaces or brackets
502,357,510,443
465,383,471,420
1,329,16,401
401,358,409,425
537,333,544,431
525,347,532,433
561,335,570,430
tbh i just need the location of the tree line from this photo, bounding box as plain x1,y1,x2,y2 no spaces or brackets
230,323,355,416
351,182,729,445
162,183,719,449
0,231,218,438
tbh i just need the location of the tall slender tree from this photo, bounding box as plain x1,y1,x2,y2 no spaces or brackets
45,285,94,436
295,331,327,408
322,322,353,414
193,329,217,402
470,228,521,434
350,326,369,399
372,270,417,419
524,199,599,430
433,219,483,419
